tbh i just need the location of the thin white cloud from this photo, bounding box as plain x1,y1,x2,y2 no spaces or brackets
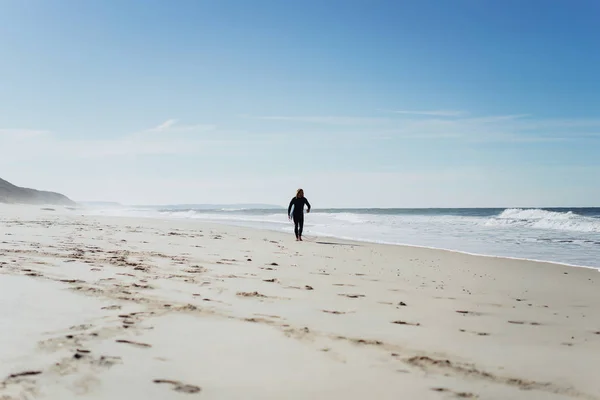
389,109,465,117
146,119,216,134
370,114,597,143
516,119,600,130
462,114,531,123
0,120,259,161
151,119,178,132
251,115,390,125
1,113,598,166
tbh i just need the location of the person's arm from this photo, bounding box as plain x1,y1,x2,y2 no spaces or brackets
287,198,294,218
305,198,311,213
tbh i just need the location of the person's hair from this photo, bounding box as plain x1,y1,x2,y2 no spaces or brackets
296,188,304,197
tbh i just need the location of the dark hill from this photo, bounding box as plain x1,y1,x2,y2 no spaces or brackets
0,177,75,206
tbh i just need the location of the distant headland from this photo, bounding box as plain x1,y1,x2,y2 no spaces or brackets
0,177,75,206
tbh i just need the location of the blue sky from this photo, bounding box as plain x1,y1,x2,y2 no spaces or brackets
1,0,598,207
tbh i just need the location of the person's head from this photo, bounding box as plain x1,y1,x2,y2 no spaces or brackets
296,188,304,198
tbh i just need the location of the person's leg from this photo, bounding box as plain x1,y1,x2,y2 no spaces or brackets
298,215,304,240
293,215,299,239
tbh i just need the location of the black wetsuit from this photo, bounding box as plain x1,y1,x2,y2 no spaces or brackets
288,196,311,238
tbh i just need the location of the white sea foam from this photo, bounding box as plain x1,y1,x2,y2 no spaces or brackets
485,208,600,233
331,212,368,224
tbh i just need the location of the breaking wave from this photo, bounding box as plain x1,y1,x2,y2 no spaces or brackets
486,208,600,233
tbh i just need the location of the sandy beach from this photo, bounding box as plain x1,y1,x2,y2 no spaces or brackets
0,204,598,400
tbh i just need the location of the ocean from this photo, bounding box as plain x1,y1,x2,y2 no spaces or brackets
84,206,600,269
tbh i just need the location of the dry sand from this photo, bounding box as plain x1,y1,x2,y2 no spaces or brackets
0,204,598,400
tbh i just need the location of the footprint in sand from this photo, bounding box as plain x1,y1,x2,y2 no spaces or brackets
115,339,152,348
244,317,274,324
350,338,383,346
237,291,267,298
456,310,484,316
185,266,207,274
431,387,477,398
91,355,123,368
101,305,122,310
459,329,490,336
255,313,281,319
60,279,85,284
153,379,201,394
7,371,42,379
391,320,421,326
339,294,365,299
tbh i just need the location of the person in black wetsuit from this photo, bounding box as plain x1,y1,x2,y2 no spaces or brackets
288,188,311,241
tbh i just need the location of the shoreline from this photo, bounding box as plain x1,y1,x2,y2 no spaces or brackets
249,229,600,272
304,232,600,272
74,204,600,271
93,211,600,272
